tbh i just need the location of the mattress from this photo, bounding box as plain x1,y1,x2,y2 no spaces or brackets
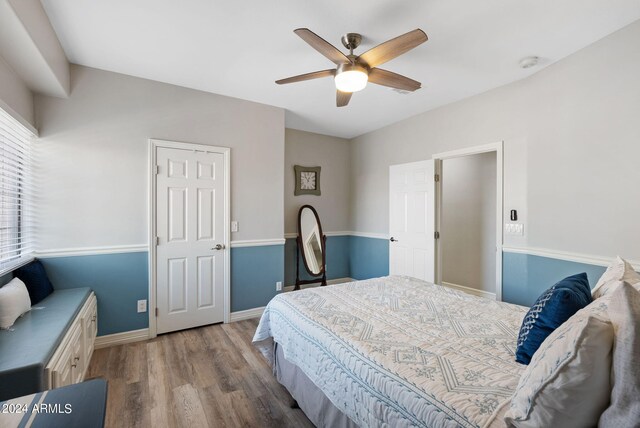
253,275,528,428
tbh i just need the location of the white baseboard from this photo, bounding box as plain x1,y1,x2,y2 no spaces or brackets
229,306,266,322
442,281,496,300
283,277,354,292
94,328,150,349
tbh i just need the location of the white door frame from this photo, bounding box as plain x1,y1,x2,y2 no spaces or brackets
148,138,231,338
432,141,504,301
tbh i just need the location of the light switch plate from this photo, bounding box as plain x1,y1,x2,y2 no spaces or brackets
231,221,238,232
276,281,283,291
137,299,147,313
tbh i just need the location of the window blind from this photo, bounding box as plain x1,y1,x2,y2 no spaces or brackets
0,108,34,274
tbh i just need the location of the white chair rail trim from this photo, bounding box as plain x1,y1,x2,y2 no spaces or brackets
284,231,389,240
36,244,149,258
502,246,640,271
230,239,285,248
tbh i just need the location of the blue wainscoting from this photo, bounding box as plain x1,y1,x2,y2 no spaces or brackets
349,236,389,280
39,245,286,335
32,237,616,338
284,236,350,286
231,245,284,312
502,252,607,307
40,252,149,336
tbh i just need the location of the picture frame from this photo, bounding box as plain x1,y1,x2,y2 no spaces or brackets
294,165,321,196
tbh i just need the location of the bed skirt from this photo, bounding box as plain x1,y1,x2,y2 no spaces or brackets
273,342,358,428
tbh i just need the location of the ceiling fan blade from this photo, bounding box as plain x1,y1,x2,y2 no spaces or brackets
294,28,350,65
276,69,335,85
358,29,427,68
368,68,421,92
337,90,352,107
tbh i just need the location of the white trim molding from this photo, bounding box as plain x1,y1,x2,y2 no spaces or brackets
433,141,504,302
324,231,353,237
285,231,388,240
230,239,285,248
348,231,389,240
229,306,266,322
36,244,149,258
285,231,358,239
283,277,354,292
94,328,150,349
432,142,503,160
442,281,496,300
502,246,640,271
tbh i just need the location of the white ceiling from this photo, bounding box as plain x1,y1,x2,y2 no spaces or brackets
40,0,640,139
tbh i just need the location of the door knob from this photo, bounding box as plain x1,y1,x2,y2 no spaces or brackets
212,244,226,250
390,237,399,242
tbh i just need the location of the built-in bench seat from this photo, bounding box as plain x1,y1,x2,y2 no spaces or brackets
0,287,97,401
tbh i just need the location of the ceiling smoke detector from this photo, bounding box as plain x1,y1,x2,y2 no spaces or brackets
519,56,539,69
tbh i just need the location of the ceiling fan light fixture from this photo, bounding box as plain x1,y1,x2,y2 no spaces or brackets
335,64,368,93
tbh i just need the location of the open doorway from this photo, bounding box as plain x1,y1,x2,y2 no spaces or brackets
433,143,503,300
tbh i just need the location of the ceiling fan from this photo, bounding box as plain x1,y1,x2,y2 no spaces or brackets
276,28,428,107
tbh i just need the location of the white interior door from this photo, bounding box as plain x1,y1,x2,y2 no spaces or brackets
156,146,226,334
389,160,435,282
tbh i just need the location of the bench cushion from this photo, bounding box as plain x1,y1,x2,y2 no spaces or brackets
0,287,91,401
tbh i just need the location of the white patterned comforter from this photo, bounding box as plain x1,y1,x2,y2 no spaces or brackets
253,276,528,428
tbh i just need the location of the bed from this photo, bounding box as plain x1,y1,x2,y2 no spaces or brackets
253,275,529,428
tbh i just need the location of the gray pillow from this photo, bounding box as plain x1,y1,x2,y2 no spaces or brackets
599,281,640,427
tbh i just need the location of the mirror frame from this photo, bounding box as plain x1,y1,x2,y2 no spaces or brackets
297,204,326,277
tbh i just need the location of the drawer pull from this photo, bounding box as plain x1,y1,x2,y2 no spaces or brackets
74,356,80,361
91,315,96,322
71,362,77,368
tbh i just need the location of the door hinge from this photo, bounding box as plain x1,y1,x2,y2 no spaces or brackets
154,165,159,175
155,236,160,246
155,308,158,317
434,231,440,239
434,174,440,182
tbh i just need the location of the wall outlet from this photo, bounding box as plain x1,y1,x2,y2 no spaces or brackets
231,221,239,232
276,281,283,291
505,223,524,236
137,299,147,313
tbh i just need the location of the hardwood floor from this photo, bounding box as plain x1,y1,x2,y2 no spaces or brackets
87,319,314,428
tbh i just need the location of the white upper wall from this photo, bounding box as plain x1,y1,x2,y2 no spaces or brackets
0,56,34,128
0,0,69,98
285,129,350,234
34,65,284,250
350,20,640,260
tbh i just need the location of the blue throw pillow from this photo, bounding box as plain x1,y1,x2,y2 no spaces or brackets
13,259,54,305
515,273,592,365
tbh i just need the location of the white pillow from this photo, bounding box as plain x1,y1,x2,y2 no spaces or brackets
505,297,614,428
592,256,640,299
0,277,32,329
600,282,640,426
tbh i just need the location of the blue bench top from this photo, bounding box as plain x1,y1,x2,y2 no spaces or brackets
0,288,91,400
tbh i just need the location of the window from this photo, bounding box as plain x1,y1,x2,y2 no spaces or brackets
0,108,34,274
